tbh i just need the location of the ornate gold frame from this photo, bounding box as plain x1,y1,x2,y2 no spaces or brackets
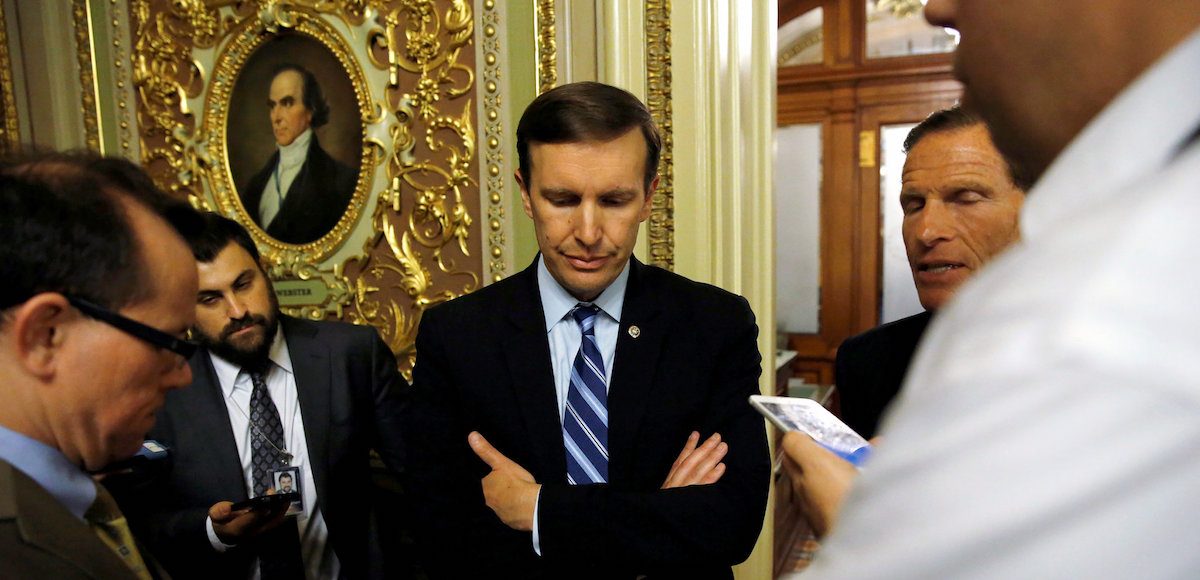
132,0,482,374
200,12,376,264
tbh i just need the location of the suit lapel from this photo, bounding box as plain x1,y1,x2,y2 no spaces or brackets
607,259,666,480
1,461,134,579
242,151,278,221
501,262,568,482
188,352,253,500
283,317,333,505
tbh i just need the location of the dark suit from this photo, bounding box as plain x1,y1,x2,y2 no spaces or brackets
125,316,407,579
241,135,357,245
405,258,770,579
0,459,166,579
835,310,933,439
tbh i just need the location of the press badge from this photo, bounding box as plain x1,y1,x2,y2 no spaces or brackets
271,466,305,516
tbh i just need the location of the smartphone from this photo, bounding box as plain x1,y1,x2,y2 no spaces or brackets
90,439,171,476
749,395,872,466
230,492,301,512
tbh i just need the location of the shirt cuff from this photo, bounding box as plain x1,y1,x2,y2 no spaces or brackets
206,515,237,553
532,487,542,557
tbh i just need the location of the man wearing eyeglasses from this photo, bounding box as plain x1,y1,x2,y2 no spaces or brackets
126,213,408,580
0,152,201,579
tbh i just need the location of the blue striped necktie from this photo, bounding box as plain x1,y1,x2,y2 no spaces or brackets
564,304,609,484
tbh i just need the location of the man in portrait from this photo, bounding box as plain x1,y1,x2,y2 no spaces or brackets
404,81,769,578
240,63,356,245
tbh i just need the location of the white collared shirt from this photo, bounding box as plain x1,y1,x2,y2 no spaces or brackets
803,30,1200,580
258,128,313,228
531,254,631,555
203,328,339,580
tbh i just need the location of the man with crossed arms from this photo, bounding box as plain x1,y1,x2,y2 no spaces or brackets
405,81,769,578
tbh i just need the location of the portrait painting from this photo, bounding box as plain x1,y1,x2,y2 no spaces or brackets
226,32,363,246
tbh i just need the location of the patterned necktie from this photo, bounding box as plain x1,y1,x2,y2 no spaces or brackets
86,483,153,580
246,366,304,579
563,304,609,484
248,367,289,496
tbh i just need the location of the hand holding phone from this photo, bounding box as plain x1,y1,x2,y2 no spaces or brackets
229,492,300,512
750,395,872,466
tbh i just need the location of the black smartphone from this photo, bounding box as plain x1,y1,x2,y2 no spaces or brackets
230,492,300,512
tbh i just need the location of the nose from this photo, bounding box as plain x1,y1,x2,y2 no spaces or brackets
573,202,603,248
923,0,956,29
226,295,248,320
271,105,282,125
916,201,956,246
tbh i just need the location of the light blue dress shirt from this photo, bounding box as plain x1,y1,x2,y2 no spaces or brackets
531,255,629,555
0,423,96,521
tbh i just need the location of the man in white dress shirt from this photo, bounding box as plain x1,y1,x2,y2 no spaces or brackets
804,1,1200,578
125,213,407,579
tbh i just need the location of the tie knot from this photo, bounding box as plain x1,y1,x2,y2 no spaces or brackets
572,304,600,334
243,358,272,380
85,483,121,524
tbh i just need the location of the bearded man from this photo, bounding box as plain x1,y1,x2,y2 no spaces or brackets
123,213,408,580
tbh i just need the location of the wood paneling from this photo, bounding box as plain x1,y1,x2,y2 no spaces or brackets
773,4,961,573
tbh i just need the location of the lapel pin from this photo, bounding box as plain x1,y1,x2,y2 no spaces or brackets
628,325,641,339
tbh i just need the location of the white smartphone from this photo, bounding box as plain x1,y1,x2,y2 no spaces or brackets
749,395,872,466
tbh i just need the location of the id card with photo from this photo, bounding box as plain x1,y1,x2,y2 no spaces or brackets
272,466,304,516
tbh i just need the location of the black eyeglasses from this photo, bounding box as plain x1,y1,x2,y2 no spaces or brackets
66,296,198,360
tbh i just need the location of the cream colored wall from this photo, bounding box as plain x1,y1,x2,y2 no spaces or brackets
566,1,779,577
671,2,777,578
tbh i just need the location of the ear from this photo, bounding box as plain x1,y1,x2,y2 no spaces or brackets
638,175,659,222
8,293,74,380
516,170,534,219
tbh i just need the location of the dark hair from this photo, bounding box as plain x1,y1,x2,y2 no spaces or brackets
0,151,202,313
272,63,330,129
516,81,662,192
186,212,261,264
903,105,1033,190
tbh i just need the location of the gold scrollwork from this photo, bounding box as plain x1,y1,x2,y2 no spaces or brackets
0,2,19,153
535,0,556,93
132,0,482,376
72,0,102,153
478,0,508,283
342,0,480,375
645,0,674,271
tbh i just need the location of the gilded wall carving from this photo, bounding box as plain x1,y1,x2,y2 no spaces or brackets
645,0,674,271
72,0,102,153
0,2,18,153
477,0,511,283
130,0,483,377
535,0,556,93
